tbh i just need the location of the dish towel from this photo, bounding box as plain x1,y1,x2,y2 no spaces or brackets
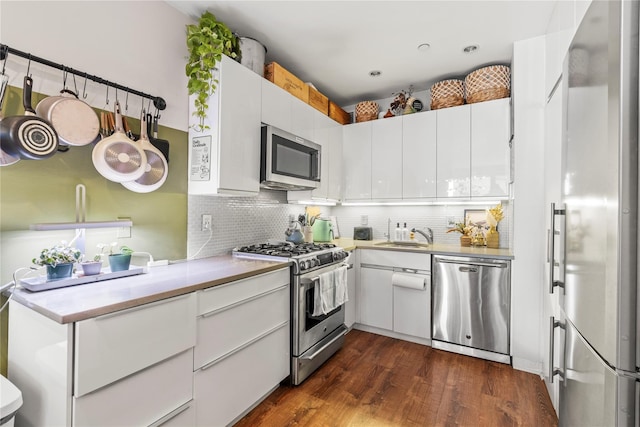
312,265,349,316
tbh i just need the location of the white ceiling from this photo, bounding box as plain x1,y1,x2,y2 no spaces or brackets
166,1,558,106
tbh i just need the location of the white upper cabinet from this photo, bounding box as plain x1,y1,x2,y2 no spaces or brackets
343,121,372,200
436,105,471,198
471,98,511,197
327,122,343,201
188,55,262,196
402,111,437,198
261,79,292,131
371,116,403,199
290,96,316,141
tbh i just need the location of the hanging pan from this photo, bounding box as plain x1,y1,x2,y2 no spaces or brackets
0,73,19,166
36,84,100,147
0,76,59,160
92,100,147,182
122,110,168,193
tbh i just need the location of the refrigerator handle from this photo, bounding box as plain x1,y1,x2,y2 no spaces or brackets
549,316,566,383
548,202,566,294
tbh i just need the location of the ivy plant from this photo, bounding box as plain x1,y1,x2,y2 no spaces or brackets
186,11,239,131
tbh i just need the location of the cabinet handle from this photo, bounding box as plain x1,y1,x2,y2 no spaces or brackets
198,321,288,371
149,401,192,427
96,293,192,321
360,263,394,271
200,284,288,318
548,203,566,294
549,316,565,383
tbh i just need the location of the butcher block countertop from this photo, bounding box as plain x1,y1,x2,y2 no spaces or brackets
8,256,290,324
333,238,514,259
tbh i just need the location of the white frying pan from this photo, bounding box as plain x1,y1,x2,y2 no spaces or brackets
92,101,147,182
36,88,100,146
122,110,168,193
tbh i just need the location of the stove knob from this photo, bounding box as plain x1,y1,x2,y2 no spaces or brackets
310,258,319,267
299,261,308,271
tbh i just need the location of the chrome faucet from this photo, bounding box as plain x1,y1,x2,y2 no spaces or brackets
412,227,433,245
384,218,391,242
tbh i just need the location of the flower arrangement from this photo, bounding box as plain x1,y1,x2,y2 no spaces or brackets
446,222,472,236
32,242,81,267
486,203,504,230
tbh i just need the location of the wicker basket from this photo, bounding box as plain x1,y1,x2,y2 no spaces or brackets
465,65,511,104
355,101,379,122
430,79,465,110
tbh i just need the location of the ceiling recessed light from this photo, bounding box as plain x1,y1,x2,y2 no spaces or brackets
464,45,479,53
369,70,382,77
417,43,431,51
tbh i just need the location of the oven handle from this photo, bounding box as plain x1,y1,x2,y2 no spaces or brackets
300,263,350,284
299,324,348,362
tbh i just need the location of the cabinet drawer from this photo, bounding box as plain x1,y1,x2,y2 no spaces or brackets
73,349,193,427
194,283,289,369
194,323,289,427
197,268,289,315
360,250,431,270
149,401,196,427
393,277,431,339
74,293,196,396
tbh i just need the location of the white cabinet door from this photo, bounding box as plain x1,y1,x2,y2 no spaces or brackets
371,116,403,199
218,55,262,194
471,98,511,197
261,79,292,131
343,121,372,200
188,55,262,196
359,267,392,330
309,113,333,199
194,324,289,427
403,111,437,198
393,276,431,339
291,96,316,141
436,105,470,198
327,121,343,201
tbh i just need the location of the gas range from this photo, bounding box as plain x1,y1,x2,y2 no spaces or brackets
232,242,348,274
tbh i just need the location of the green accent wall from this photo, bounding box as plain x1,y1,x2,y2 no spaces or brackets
0,84,188,375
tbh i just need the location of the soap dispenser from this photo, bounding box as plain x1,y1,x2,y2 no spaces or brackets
394,223,402,241
402,223,409,241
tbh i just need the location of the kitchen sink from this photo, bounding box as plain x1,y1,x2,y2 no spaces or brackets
374,241,430,248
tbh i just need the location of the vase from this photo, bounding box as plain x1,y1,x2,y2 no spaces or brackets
108,254,131,272
460,235,471,247
81,261,103,276
46,263,74,281
486,226,500,249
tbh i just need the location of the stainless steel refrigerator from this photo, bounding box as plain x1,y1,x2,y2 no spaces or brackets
554,0,639,425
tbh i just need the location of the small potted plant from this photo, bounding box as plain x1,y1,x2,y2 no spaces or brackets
485,203,504,249
32,242,82,281
101,243,135,272
79,251,104,276
447,222,473,247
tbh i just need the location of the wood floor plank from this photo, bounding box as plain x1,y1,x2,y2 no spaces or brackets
235,330,558,427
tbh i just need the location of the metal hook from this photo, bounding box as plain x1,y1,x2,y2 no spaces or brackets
146,97,152,113
72,74,78,94
62,67,68,89
105,86,109,106
125,91,129,113
26,54,31,77
82,73,88,99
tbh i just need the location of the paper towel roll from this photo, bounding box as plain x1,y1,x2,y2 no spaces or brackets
391,272,426,290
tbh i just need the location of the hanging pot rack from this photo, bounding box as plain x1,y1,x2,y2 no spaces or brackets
0,43,166,111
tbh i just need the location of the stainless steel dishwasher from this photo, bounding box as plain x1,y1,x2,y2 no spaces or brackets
432,255,511,364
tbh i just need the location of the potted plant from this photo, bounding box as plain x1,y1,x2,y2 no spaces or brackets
79,250,104,276
185,11,239,132
32,242,82,281
485,203,504,249
446,222,473,247
102,243,135,272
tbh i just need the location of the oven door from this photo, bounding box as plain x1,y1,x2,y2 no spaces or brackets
293,264,346,356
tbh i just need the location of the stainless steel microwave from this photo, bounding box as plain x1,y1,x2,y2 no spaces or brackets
260,125,321,190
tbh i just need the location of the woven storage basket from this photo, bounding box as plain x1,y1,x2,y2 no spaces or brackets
465,65,511,104
430,79,465,110
355,101,379,122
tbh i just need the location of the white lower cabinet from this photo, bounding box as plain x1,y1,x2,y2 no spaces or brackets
73,349,194,427
194,324,289,426
193,268,290,426
358,250,431,341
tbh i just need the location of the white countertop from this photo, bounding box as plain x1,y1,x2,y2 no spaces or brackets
333,238,514,259
9,256,290,324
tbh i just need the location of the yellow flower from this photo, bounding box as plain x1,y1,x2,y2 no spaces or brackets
486,203,504,226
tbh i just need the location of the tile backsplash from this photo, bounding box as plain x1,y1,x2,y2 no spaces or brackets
188,190,511,257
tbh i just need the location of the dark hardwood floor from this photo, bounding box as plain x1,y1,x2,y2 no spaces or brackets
235,330,558,427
